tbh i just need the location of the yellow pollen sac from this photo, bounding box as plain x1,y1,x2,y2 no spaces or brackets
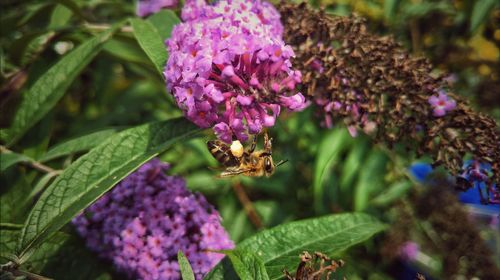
230,140,244,157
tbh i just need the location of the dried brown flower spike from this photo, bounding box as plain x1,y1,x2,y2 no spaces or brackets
278,2,500,186
415,273,426,280
283,251,345,280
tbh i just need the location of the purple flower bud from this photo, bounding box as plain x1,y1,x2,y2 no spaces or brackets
73,159,234,280
279,93,306,110
213,122,233,143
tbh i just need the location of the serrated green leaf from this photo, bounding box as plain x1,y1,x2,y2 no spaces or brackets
17,118,200,261
205,213,386,280
1,228,111,279
0,151,33,172
470,0,497,33
0,172,37,224
313,129,350,213
131,18,168,75
39,128,119,162
178,251,195,280
20,172,59,211
0,227,19,264
147,10,180,40
224,249,270,280
5,25,120,146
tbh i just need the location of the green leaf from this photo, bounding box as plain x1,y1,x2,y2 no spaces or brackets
205,213,386,280
224,250,270,280
178,251,195,280
384,0,400,22
9,30,55,66
39,128,119,162
0,171,36,224
354,150,388,211
313,129,350,213
371,180,412,206
131,18,168,75
1,228,111,279
5,25,120,146
0,227,19,263
0,151,33,172
147,10,180,40
103,38,149,65
339,139,369,195
17,118,200,262
20,172,59,211
49,4,72,29
470,0,497,33
55,0,89,21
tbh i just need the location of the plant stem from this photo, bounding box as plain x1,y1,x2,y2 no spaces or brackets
0,146,61,174
232,181,263,229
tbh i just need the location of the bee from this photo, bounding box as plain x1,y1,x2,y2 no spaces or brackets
207,132,287,178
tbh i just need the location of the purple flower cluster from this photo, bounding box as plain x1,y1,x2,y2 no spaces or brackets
428,90,456,117
73,159,234,280
136,0,178,17
166,0,306,143
181,0,283,37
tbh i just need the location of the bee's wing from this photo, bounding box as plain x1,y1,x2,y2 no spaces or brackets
207,140,240,167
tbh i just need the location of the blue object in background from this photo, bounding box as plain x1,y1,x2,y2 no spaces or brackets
408,163,433,183
409,162,499,210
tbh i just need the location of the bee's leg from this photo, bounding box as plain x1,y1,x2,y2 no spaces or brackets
217,168,253,178
263,131,272,153
208,166,226,171
216,172,236,178
249,134,257,153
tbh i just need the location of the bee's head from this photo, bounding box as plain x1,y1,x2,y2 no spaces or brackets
261,154,288,177
263,155,275,177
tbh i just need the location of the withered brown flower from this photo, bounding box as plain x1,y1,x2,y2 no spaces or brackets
283,251,345,280
278,2,500,186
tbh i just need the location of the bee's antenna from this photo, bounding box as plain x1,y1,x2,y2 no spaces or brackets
275,159,288,167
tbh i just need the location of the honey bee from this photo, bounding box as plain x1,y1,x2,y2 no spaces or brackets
207,132,287,178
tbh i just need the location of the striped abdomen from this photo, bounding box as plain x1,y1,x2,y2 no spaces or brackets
207,140,240,167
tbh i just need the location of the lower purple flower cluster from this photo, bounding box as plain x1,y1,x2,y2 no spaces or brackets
73,159,234,280
166,0,306,143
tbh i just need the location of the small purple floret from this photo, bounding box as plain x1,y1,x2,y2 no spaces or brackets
399,241,419,261
428,90,456,117
73,159,234,280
